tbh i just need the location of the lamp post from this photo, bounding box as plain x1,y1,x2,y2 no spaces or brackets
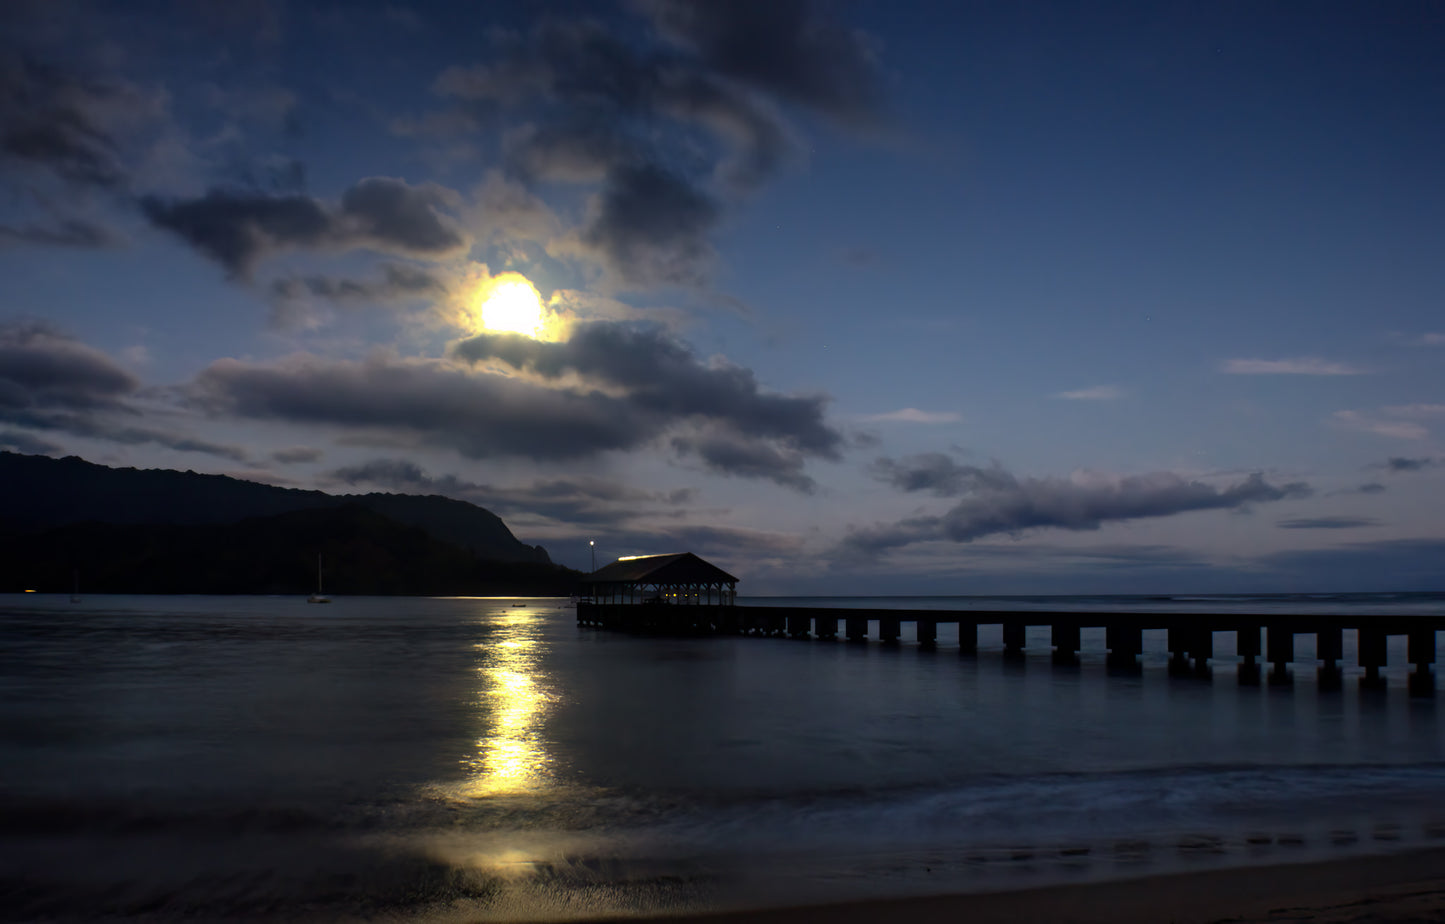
589,539,595,572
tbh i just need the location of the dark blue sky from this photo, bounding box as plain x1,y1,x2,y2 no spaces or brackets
3,0,1442,592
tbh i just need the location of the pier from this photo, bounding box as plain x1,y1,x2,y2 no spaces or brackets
576,603,1443,692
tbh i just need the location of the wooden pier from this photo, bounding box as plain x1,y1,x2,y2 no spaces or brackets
577,603,1443,691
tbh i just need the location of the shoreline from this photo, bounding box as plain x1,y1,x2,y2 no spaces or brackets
640,846,1445,924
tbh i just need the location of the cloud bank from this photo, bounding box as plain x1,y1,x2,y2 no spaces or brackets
845,454,1311,555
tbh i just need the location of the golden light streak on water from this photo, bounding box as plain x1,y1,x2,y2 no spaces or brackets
461,609,556,796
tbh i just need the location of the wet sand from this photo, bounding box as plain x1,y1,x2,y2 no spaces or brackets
644,847,1445,924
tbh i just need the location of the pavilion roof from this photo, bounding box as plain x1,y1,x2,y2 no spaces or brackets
585,552,738,585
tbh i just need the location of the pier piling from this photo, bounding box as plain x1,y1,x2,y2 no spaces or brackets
1359,628,1387,688
1003,621,1027,657
1052,623,1081,665
959,622,977,654
917,619,937,646
1318,627,1343,671
846,616,867,643
1106,624,1142,669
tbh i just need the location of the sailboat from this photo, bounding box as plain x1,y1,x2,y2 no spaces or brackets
70,569,81,604
307,554,331,604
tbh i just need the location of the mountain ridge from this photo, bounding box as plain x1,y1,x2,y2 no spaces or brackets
0,452,578,595
0,451,550,563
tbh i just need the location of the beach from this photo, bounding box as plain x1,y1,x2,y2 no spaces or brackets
654,848,1445,924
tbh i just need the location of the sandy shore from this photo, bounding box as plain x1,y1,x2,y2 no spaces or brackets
642,848,1445,924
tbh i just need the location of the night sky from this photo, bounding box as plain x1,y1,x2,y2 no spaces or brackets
3,0,1443,593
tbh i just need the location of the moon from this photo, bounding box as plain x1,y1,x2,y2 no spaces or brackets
479,274,546,338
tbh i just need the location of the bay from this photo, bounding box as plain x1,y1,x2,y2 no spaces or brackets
2,593,1443,921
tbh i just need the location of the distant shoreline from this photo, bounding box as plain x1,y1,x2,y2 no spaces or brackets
640,846,1445,924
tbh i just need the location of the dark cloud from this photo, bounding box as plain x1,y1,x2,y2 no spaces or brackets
0,428,62,455
845,459,1312,555
504,119,641,184
0,321,243,462
0,218,119,249
430,8,869,286
1383,456,1438,472
190,321,842,488
140,189,329,276
140,177,469,278
1332,482,1386,496
868,453,1014,497
453,320,843,457
269,263,447,304
0,320,138,412
326,457,694,527
1276,517,1380,530
579,163,719,287
654,69,793,191
643,0,886,124
338,177,466,254
187,353,651,461
671,429,815,492
271,446,322,464
0,55,132,190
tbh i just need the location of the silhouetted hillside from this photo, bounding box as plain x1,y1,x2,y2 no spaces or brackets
0,505,580,595
0,452,549,563
0,452,580,595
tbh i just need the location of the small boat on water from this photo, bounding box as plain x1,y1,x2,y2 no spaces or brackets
307,554,330,604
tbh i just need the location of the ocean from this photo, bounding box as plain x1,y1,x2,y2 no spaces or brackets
3,592,1444,921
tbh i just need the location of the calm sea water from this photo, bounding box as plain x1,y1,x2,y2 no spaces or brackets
3,593,1444,921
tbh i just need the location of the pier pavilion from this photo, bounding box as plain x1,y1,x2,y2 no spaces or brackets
579,553,737,631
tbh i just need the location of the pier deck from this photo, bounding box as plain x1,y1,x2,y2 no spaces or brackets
577,603,1443,691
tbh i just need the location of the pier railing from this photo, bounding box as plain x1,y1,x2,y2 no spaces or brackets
576,603,1443,691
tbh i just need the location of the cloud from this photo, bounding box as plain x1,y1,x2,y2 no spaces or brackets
427,8,884,288
503,120,641,184
642,0,886,125
858,408,960,424
0,218,120,249
1380,456,1439,472
453,320,843,457
0,428,62,455
271,446,322,465
326,456,695,527
1220,358,1366,375
187,352,649,461
1332,482,1386,495
1381,403,1445,418
1055,385,1123,400
140,177,470,277
0,324,247,461
188,320,843,489
1394,332,1445,347
846,458,1311,555
1333,410,1428,440
578,163,719,286
1276,517,1380,530
670,428,816,492
867,453,1014,497
0,55,144,190
0,320,139,412
267,263,450,327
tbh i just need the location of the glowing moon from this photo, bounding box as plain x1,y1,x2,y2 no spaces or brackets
479,274,546,338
